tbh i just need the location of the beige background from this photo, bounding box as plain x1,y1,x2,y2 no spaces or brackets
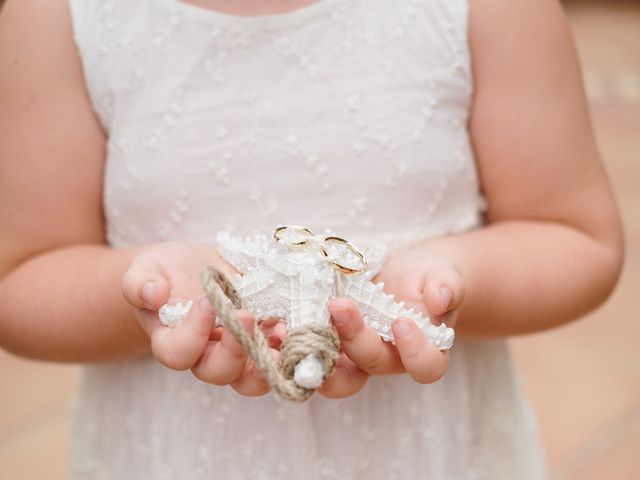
1,1,639,478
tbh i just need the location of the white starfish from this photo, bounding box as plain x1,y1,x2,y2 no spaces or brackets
214,229,455,351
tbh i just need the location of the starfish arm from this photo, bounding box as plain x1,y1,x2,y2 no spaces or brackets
238,253,335,330
337,274,455,350
215,231,272,274
234,269,288,321
287,271,333,330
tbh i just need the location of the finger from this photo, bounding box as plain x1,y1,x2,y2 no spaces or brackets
230,350,279,397
191,310,254,385
147,296,217,370
330,297,404,375
421,267,465,317
392,318,449,384
318,353,369,399
122,260,171,310
259,318,280,329
209,326,223,342
264,322,287,349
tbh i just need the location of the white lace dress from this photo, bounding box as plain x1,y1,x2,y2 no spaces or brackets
68,0,546,478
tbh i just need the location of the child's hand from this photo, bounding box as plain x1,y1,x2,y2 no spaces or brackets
122,242,279,396
328,245,464,384
375,245,464,328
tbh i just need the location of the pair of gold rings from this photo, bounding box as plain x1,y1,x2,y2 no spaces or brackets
272,225,367,275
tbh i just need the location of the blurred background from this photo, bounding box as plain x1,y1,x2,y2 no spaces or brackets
510,1,640,478
0,0,639,478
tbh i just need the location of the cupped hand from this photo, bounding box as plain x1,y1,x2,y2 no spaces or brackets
327,245,465,385
375,244,465,329
121,242,280,396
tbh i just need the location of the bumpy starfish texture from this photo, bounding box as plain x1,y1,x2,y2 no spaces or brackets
215,230,455,351
159,300,193,328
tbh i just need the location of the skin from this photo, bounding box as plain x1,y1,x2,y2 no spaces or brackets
0,0,624,399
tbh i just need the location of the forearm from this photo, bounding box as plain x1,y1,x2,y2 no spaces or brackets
0,244,150,362
423,220,623,336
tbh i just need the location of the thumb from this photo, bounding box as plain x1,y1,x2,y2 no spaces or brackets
122,260,171,311
421,267,464,317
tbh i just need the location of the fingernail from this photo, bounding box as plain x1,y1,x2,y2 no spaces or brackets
198,296,216,315
142,282,156,308
331,308,351,326
392,319,412,338
440,287,453,312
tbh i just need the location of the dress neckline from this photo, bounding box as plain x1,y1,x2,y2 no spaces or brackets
160,0,349,30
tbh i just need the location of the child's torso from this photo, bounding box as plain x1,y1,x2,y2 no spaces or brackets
67,1,545,478
72,0,483,249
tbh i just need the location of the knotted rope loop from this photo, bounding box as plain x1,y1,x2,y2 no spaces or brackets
201,266,340,402
280,325,340,382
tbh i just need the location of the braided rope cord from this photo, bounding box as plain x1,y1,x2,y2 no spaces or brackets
201,266,340,402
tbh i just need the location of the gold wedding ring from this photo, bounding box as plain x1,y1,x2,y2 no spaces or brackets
273,226,368,274
273,225,314,247
320,236,367,274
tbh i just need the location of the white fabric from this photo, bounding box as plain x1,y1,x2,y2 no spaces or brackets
67,0,546,478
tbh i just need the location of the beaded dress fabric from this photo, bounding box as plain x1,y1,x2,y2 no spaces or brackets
68,0,545,478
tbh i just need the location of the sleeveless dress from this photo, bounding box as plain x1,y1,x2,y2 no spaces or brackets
67,1,546,478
